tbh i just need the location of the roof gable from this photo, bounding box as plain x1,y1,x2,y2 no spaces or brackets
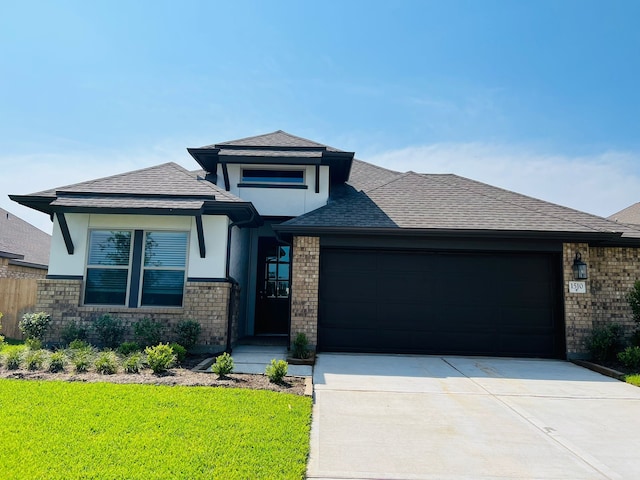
207,130,343,151
609,202,640,226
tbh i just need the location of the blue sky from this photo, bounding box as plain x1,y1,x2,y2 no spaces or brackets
1,0,639,233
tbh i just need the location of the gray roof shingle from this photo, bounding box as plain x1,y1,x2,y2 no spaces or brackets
609,202,640,226
206,130,343,152
0,208,50,266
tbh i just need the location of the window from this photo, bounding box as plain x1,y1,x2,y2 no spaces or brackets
264,245,290,298
84,230,188,307
241,168,304,185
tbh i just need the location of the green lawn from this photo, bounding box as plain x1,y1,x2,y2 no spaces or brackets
0,380,312,479
626,374,640,387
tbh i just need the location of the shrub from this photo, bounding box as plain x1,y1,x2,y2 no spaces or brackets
68,339,91,351
631,330,640,347
0,311,4,345
117,341,141,356
25,338,43,350
618,346,640,371
93,314,126,349
24,349,46,371
265,359,288,383
173,320,201,350
627,280,640,324
169,343,187,363
586,324,623,362
122,352,144,374
134,318,165,348
71,349,93,373
19,312,51,341
212,352,234,376
145,343,176,374
48,350,67,373
94,350,119,375
5,349,23,370
292,332,310,359
60,322,88,345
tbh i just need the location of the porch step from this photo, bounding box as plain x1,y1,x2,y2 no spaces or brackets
226,345,312,377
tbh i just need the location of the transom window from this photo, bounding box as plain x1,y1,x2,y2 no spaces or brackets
84,230,188,307
241,169,304,184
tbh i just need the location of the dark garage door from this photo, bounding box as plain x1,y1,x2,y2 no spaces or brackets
318,249,564,358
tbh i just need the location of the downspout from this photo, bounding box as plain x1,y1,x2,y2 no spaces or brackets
225,210,257,353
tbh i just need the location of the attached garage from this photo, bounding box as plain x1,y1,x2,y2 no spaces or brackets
318,248,565,358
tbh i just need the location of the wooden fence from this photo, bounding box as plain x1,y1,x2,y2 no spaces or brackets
0,278,38,339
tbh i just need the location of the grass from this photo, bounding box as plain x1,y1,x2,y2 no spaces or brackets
0,380,312,479
625,374,640,387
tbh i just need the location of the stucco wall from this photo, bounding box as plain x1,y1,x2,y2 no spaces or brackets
219,164,329,216
48,213,228,279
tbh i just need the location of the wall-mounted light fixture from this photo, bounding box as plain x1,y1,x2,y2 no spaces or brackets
572,252,588,279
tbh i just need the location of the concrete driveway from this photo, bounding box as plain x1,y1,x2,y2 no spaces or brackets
307,354,640,480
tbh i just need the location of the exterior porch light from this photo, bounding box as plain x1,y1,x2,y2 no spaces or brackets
572,252,588,279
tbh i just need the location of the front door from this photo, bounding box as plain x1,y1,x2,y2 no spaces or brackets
255,237,290,335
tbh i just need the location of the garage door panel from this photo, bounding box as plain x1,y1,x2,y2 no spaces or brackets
319,249,564,358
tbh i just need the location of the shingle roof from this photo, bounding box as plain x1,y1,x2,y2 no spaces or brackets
280,168,640,240
609,202,640,226
206,130,343,152
0,208,50,267
31,162,242,203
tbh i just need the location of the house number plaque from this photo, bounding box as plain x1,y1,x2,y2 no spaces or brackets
568,281,586,294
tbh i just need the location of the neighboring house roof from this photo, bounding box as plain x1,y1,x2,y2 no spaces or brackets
608,202,640,226
187,130,355,185
0,207,50,268
10,162,261,225
277,170,640,243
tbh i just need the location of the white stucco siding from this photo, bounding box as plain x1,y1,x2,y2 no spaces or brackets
219,164,329,216
48,213,90,276
48,213,229,279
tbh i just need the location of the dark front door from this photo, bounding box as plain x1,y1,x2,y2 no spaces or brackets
255,237,290,335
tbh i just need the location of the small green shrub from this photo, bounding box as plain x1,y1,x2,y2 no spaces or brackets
25,338,42,350
630,330,640,347
60,321,88,345
5,349,22,370
122,352,144,374
292,332,310,359
94,350,119,375
618,346,640,371
134,318,165,347
117,341,141,356
173,320,201,350
24,349,46,371
19,312,51,341
93,314,126,349
265,359,288,383
48,350,67,373
169,343,187,363
68,339,91,350
586,324,623,362
71,349,93,373
145,343,176,374
212,352,234,376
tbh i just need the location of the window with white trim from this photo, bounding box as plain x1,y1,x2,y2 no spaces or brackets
240,168,305,185
84,230,188,307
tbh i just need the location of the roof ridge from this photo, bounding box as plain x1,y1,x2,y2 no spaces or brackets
212,130,343,151
352,158,401,175
363,171,414,194
426,173,622,234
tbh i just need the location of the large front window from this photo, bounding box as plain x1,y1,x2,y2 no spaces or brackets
84,230,188,307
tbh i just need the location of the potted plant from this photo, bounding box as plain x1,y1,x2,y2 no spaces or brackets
287,332,315,365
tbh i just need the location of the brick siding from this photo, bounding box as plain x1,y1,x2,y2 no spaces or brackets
0,257,47,279
290,236,320,350
35,278,238,351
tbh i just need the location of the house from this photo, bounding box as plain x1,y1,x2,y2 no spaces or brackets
609,202,640,227
10,131,640,358
0,207,50,279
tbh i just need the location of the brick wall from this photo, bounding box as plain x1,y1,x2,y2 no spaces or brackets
35,278,236,351
290,236,320,350
0,257,47,279
564,243,640,358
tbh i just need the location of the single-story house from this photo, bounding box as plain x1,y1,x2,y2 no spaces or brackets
0,207,50,279
10,131,640,358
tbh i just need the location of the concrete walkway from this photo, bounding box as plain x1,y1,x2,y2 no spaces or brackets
224,345,312,377
307,353,640,480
